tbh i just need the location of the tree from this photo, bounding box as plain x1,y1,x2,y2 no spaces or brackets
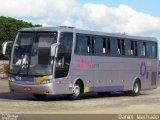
0,16,42,59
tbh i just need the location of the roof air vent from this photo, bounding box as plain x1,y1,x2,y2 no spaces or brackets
58,26,75,29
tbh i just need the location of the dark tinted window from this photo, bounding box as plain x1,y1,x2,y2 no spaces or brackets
146,42,157,58
59,32,73,53
137,41,146,57
124,40,131,56
93,36,105,54
143,42,146,57
55,32,73,78
122,40,135,56
110,38,119,55
137,41,144,57
75,34,90,54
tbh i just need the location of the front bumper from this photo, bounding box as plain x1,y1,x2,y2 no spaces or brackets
9,81,55,95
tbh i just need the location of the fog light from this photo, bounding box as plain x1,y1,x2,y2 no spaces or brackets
9,77,15,82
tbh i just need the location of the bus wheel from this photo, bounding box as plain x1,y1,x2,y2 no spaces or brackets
128,80,141,96
98,92,111,96
68,81,82,100
33,94,47,100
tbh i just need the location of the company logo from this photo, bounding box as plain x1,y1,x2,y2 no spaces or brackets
140,61,147,76
76,59,91,68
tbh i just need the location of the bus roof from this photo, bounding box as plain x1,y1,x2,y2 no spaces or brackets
19,26,157,42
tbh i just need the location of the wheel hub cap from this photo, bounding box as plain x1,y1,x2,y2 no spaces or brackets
73,84,80,96
134,83,139,93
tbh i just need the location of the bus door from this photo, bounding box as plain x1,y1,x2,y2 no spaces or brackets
54,32,73,94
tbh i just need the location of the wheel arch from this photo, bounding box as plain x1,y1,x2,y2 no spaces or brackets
73,78,84,93
133,77,141,90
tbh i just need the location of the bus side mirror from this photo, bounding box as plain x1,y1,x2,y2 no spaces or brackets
2,41,13,55
51,43,60,57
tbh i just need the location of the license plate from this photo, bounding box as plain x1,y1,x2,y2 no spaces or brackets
23,87,32,91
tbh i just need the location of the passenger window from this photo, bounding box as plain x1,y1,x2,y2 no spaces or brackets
93,36,105,54
137,41,145,57
122,40,132,56
110,38,119,55
122,40,135,56
142,42,146,56
146,42,157,58
124,40,131,56
152,43,157,58
75,34,90,54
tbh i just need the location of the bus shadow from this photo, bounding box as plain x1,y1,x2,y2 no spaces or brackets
0,92,149,101
80,92,149,100
0,92,34,100
0,92,69,101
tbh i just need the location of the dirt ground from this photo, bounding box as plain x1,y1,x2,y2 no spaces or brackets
0,79,160,114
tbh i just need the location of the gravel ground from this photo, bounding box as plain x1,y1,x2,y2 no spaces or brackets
0,79,160,114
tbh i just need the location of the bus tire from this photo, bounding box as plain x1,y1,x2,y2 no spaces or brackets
68,81,82,100
33,94,47,100
128,80,141,96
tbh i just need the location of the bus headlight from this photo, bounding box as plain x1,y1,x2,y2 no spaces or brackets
40,80,52,84
9,77,15,82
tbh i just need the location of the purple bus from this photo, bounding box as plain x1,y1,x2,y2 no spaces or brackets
7,26,158,100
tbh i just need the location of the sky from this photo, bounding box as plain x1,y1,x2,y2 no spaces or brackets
79,0,160,17
0,0,160,53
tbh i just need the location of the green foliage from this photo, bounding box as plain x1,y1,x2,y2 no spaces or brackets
0,16,42,58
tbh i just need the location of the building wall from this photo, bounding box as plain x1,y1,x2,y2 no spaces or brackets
0,60,9,79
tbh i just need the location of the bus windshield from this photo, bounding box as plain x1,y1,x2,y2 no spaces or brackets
9,32,58,75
